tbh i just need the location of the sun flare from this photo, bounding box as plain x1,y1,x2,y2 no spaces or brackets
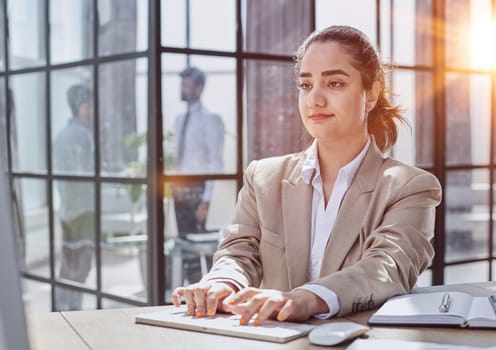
470,19,496,70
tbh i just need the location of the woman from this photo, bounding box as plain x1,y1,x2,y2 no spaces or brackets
172,25,441,325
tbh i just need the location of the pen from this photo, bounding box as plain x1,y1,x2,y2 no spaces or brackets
489,294,496,315
438,293,451,313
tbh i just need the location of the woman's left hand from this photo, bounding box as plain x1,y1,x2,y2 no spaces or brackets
225,287,329,326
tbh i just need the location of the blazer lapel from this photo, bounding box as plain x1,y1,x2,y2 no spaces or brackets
282,154,312,289
320,143,384,275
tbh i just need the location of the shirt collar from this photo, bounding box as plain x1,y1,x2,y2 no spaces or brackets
301,140,319,184
188,101,202,114
69,117,91,130
301,137,371,186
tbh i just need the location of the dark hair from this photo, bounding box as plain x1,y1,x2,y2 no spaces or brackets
180,66,206,88
67,84,92,117
294,25,406,153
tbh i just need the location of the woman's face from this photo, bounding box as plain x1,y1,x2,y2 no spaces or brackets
298,41,377,144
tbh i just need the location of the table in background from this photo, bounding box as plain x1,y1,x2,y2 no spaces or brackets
27,282,496,350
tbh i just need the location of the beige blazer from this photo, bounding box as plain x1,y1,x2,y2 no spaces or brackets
204,141,442,316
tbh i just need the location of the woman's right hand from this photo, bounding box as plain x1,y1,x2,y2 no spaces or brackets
171,281,237,317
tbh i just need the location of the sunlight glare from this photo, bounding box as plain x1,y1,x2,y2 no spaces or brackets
470,19,496,70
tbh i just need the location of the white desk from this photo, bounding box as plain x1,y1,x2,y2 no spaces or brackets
27,282,496,350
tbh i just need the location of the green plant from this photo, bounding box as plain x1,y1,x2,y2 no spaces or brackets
124,132,146,204
123,131,175,201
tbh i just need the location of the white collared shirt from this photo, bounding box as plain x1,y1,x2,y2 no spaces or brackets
297,138,370,318
174,101,225,201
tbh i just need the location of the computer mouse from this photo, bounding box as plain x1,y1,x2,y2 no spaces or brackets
308,321,369,346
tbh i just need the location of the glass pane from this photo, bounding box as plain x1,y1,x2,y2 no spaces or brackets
162,54,236,175
22,279,51,313
379,0,391,60
99,58,148,176
494,79,496,164
10,72,47,172
97,0,148,56
445,170,489,263
101,182,147,302
1,83,18,170
0,77,5,162
316,0,376,45
164,179,237,300
416,269,432,288
0,0,5,70
50,0,93,64
7,0,46,69
445,262,489,284
446,74,491,166
51,67,94,176
243,0,311,55
14,178,49,278
493,173,496,259
102,298,139,309
392,0,432,66
392,70,434,167
53,179,96,311
54,287,96,311
446,0,494,70
162,0,235,52
161,0,185,47
244,59,309,165
190,0,234,51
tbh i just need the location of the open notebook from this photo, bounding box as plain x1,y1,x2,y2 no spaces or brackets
369,291,496,328
135,306,316,343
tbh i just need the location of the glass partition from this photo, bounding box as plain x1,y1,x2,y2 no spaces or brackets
242,0,311,55
54,287,96,311
445,262,489,284
445,73,491,166
99,58,148,176
244,59,309,165
22,279,51,313
49,0,93,64
162,54,237,175
391,0,432,67
51,66,94,176
446,0,494,71
392,69,435,167
7,0,46,69
97,0,148,56
0,0,494,310
445,170,489,263
0,0,5,70
14,178,49,278
163,179,237,300
10,72,47,173
101,182,147,302
53,179,96,311
316,0,377,45
162,0,235,52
